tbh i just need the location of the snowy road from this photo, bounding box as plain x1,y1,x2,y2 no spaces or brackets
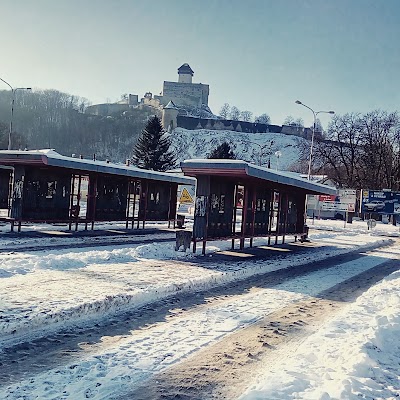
0,224,399,399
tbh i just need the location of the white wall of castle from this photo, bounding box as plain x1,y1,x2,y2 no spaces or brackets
161,81,209,108
162,108,179,131
178,74,193,84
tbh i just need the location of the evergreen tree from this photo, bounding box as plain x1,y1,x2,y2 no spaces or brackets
208,142,236,159
132,115,176,171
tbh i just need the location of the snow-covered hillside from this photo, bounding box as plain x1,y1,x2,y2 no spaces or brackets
170,128,305,170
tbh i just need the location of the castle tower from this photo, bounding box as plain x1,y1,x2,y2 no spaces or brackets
162,101,179,132
178,63,194,84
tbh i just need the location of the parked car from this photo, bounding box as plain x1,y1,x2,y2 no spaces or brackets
363,200,385,212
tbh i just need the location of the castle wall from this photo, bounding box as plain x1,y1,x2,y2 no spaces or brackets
281,125,312,139
162,81,209,108
174,117,314,141
85,103,130,116
142,97,162,109
162,108,179,132
176,116,282,134
178,74,192,84
128,94,139,106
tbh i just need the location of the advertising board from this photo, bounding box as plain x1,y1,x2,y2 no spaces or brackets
361,190,400,214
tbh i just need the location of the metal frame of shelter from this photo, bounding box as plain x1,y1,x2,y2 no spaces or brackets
0,150,194,232
181,160,337,254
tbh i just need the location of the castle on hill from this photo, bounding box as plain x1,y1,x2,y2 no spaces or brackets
86,64,312,140
86,63,213,119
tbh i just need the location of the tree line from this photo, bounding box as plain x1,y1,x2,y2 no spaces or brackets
308,110,400,190
218,102,311,128
0,89,156,162
219,103,271,124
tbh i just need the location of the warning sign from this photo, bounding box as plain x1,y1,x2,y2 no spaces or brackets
179,188,194,204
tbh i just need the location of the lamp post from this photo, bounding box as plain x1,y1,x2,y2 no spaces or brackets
0,78,31,150
295,100,335,180
275,150,282,171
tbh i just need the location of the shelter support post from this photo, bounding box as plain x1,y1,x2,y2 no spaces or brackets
240,185,248,250
231,183,239,250
250,187,257,247
10,165,25,231
275,191,282,245
268,190,274,245
282,192,289,244
75,174,82,231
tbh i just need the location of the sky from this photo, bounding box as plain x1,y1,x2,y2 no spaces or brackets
1,0,399,126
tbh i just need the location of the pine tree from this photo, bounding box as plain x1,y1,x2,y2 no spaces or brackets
132,116,176,171
208,142,236,159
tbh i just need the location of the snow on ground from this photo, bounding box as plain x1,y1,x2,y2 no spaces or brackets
0,226,389,347
171,128,303,169
0,219,399,399
240,267,400,400
0,220,175,251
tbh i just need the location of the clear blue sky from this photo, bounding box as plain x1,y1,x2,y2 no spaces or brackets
1,0,399,126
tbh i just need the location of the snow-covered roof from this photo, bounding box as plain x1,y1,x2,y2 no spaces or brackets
181,159,337,195
0,149,195,185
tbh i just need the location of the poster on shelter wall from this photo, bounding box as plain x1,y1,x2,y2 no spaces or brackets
195,196,207,217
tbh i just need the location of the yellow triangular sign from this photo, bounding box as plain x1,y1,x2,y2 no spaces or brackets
179,188,194,204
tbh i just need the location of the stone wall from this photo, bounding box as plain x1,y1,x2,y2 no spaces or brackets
176,116,282,134
85,103,130,116
162,81,209,108
175,116,313,140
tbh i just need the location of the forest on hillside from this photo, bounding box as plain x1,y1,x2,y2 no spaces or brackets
0,90,157,162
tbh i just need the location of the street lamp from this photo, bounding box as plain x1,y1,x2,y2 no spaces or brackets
0,77,31,150
275,150,282,171
295,100,335,180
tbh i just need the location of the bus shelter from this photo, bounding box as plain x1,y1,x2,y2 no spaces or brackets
181,159,337,254
0,149,194,232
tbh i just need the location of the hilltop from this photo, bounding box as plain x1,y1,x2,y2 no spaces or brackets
170,127,305,170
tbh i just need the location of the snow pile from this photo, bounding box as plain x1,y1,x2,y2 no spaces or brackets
171,128,303,168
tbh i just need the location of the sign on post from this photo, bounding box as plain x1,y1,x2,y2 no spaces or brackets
179,188,194,204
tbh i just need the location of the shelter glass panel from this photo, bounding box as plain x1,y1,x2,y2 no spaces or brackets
207,178,235,238
0,169,11,211
140,181,172,221
254,187,271,235
22,168,71,220
95,176,128,220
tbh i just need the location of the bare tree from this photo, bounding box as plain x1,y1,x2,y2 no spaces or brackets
313,111,400,189
313,113,363,188
229,106,241,121
283,116,304,127
219,103,230,119
240,110,253,122
255,113,271,124
357,110,400,189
